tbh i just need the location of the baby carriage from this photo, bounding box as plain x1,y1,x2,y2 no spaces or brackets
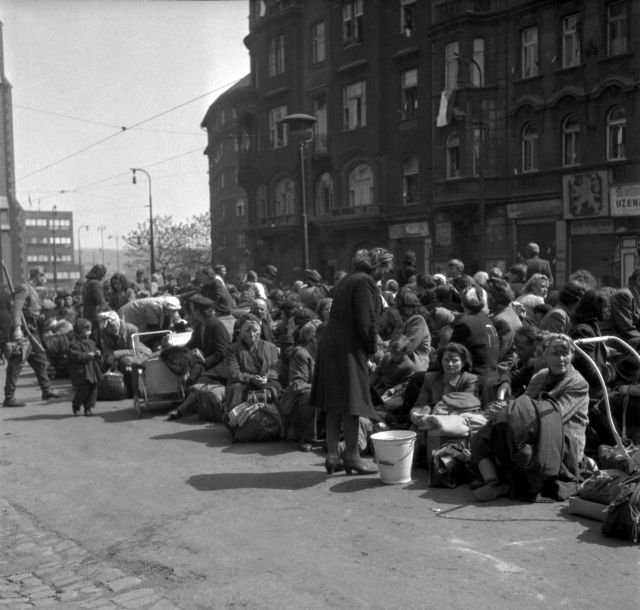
131,330,192,417
574,335,640,472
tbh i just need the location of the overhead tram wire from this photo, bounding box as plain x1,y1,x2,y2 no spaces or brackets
16,77,243,183
15,105,203,136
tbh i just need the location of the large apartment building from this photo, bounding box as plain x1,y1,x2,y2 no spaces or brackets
202,0,640,287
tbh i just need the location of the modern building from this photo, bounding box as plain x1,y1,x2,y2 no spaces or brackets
22,209,79,293
0,20,25,287
203,0,640,287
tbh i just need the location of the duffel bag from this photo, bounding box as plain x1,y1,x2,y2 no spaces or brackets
97,371,128,401
602,471,640,543
225,397,281,442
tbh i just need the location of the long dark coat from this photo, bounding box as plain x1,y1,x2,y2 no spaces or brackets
68,335,104,386
310,271,382,418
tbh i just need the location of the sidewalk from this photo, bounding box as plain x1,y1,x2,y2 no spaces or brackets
0,499,177,609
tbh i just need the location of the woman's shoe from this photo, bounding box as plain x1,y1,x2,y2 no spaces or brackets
84,409,93,417
324,457,344,475
342,456,377,475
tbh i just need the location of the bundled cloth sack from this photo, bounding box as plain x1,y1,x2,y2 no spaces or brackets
225,391,281,442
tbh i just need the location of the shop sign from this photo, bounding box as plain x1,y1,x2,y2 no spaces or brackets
570,218,615,235
389,222,429,239
562,171,609,219
610,183,640,217
507,199,562,218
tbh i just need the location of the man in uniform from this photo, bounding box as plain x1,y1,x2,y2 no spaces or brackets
3,267,59,407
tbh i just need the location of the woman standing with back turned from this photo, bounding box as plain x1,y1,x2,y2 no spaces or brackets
310,248,393,475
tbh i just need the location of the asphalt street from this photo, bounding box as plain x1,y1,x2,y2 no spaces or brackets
1,365,639,609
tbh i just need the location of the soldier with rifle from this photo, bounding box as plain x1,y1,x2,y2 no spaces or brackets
2,264,59,407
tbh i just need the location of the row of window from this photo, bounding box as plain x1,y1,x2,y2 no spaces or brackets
217,232,246,249
445,106,627,178
27,236,73,246
256,163,383,220
25,218,72,229
26,254,74,263
266,1,627,85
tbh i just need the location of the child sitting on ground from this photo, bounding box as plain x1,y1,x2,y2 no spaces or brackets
68,318,103,416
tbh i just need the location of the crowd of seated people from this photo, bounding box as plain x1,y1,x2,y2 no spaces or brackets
31,255,640,502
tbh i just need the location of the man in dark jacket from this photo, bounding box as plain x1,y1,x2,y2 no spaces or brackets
4,267,59,406
610,268,640,348
524,242,553,285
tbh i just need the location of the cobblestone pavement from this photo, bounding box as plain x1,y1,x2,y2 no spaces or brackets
0,499,177,610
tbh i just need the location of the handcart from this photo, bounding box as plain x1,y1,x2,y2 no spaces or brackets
131,330,192,417
574,335,640,472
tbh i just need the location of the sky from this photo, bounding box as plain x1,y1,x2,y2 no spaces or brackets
1,0,250,249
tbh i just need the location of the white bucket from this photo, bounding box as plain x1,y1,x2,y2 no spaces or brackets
370,430,417,485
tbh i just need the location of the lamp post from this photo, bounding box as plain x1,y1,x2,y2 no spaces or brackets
77,224,89,279
131,168,155,275
109,234,120,270
98,225,106,266
51,205,58,287
454,52,486,272
279,113,317,272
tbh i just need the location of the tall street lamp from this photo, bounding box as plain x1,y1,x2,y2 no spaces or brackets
280,113,317,272
131,168,155,275
51,205,58,287
454,52,486,272
109,234,120,270
77,224,89,279
98,225,106,266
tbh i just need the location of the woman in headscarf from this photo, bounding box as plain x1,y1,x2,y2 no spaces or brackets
310,247,393,475
224,314,281,412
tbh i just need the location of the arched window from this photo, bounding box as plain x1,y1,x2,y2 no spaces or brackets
607,106,626,160
446,132,460,178
562,116,581,166
274,178,296,216
315,172,334,215
521,123,539,172
348,164,373,207
402,156,419,204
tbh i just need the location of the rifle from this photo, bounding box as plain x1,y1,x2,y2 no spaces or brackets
1,259,46,354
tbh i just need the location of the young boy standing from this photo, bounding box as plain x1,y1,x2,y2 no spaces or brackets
68,318,103,416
